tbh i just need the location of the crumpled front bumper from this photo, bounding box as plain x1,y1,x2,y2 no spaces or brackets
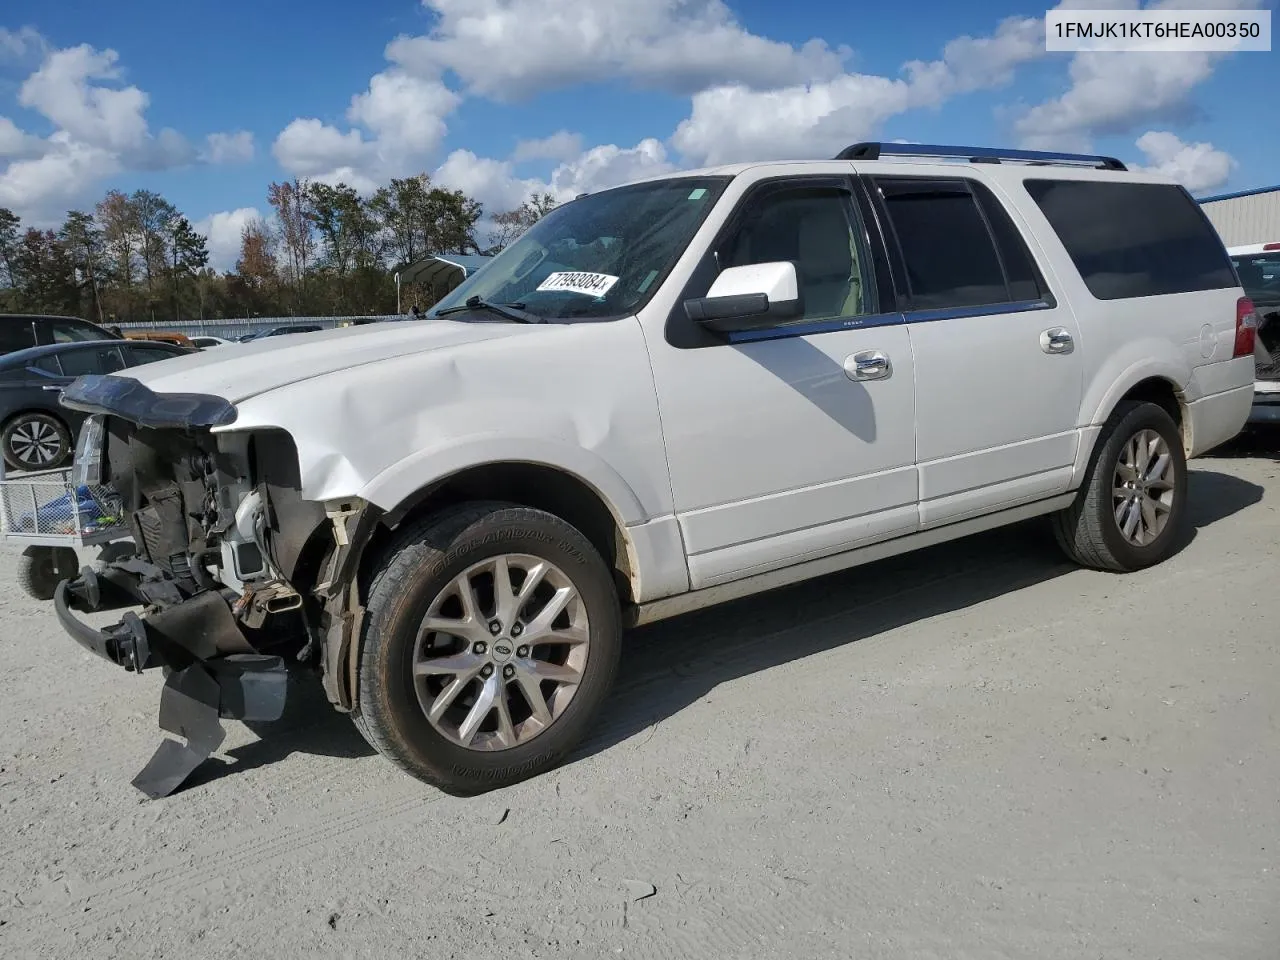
55,565,289,799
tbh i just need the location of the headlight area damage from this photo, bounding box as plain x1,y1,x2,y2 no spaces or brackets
56,375,377,799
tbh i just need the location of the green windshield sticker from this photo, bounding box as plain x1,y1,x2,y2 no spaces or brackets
688,188,707,200
637,270,659,293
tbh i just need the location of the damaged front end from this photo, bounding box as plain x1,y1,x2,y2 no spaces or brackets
56,374,373,798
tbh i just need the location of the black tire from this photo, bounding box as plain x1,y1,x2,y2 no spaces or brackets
353,501,622,794
1053,400,1188,572
3,412,72,471
17,545,80,601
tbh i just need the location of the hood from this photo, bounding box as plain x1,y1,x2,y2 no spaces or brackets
124,319,543,404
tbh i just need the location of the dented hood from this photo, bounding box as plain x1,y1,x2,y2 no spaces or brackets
124,319,542,404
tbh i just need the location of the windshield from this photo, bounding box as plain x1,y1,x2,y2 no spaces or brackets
429,176,730,321
1232,253,1280,303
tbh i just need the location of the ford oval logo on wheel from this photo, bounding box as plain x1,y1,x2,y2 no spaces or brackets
494,643,512,656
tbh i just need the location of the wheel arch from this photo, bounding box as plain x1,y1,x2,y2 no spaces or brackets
359,460,640,611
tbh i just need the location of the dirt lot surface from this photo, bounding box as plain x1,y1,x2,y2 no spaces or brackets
2,439,1278,959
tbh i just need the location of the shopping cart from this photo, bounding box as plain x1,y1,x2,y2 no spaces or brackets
0,465,132,600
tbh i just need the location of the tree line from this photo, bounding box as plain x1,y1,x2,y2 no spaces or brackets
0,177,559,323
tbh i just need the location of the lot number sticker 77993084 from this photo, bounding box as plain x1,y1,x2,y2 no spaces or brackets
535,272,620,297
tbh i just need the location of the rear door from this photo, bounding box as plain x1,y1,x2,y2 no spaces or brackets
866,174,1084,528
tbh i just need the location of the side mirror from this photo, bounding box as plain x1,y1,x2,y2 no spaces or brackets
683,261,803,333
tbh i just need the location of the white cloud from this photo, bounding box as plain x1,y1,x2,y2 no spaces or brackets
671,14,1044,166
512,130,583,163
546,139,674,197
273,118,373,177
1015,0,1265,151
203,130,255,164
389,0,847,100
1131,130,1234,193
196,207,263,272
0,32,227,223
0,116,46,160
0,133,120,223
0,26,46,63
346,69,461,155
434,150,541,213
272,56,463,187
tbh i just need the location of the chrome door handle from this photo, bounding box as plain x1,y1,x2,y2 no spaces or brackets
845,350,891,381
1041,327,1074,354
41,385,63,392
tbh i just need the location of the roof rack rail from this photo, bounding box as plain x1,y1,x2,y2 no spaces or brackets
835,142,1127,171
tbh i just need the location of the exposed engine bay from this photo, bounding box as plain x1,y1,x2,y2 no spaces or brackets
54,377,379,799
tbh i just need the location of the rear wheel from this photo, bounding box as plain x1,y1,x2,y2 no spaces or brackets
1053,400,1187,572
3,413,72,471
353,502,622,794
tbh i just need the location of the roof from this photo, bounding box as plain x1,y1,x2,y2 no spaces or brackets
1198,184,1280,204
0,339,184,369
396,253,493,287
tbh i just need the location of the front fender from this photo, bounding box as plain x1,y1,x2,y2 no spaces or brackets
357,434,650,526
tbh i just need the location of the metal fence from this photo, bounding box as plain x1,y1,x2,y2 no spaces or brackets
113,315,407,340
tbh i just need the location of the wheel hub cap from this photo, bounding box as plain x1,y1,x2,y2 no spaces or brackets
412,554,590,752
1113,428,1176,547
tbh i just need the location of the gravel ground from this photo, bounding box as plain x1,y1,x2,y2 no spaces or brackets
1,439,1278,959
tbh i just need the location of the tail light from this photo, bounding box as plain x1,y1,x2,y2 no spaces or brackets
1264,242,1280,251
1235,297,1258,358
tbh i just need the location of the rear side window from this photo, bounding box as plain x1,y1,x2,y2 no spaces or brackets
1024,180,1236,300
57,346,125,376
874,177,1045,311
48,319,110,343
0,320,37,353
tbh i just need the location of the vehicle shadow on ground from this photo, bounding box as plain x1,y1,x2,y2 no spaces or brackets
1202,425,1280,462
185,672,375,789
568,467,1264,766
183,469,1262,790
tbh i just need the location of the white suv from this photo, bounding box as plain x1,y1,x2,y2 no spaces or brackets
1226,242,1280,422
55,142,1255,798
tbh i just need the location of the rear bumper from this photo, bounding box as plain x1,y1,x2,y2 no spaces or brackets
1187,384,1253,456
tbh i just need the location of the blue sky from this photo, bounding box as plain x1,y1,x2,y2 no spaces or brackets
1,0,1275,268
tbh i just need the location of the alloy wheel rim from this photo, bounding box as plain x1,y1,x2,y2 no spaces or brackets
412,553,590,751
10,420,62,467
1113,428,1175,547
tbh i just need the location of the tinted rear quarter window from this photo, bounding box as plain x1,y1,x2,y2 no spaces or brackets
0,320,37,353
128,345,182,365
1024,179,1236,300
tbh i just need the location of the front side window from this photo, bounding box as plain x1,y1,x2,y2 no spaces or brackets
720,185,875,322
429,177,730,322
1231,254,1280,304
1025,179,1236,300
876,178,1018,311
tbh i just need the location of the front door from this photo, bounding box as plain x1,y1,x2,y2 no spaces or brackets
647,176,919,588
867,174,1084,528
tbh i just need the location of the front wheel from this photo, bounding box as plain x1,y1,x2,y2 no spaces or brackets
354,502,622,794
1053,400,1188,572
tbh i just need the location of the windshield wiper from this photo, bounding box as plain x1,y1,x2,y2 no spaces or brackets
435,296,541,324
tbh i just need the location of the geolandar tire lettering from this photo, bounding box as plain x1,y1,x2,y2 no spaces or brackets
1052,400,1188,573
352,501,622,795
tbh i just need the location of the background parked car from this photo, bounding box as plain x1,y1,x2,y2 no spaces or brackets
0,339,191,471
121,330,195,349
190,335,231,349
1,314,119,356
1228,242,1280,423
238,324,323,342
